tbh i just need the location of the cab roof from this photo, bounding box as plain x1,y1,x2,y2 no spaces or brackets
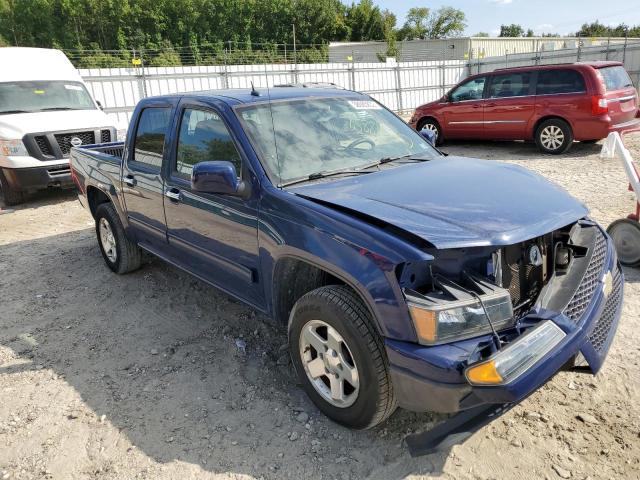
147,87,364,106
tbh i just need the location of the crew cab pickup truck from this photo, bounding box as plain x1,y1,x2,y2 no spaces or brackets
70,88,624,454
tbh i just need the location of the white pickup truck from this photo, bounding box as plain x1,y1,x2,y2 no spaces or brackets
0,47,121,205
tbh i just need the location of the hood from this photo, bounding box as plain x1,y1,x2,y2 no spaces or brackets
292,157,588,249
0,109,116,139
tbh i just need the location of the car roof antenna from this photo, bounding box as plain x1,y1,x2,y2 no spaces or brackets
250,81,260,97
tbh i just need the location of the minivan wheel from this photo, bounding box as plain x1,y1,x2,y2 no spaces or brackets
95,203,142,274
288,285,397,429
535,119,573,154
417,118,443,145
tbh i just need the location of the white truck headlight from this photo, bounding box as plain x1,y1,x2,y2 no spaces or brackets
116,128,127,142
0,139,28,157
406,275,515,345
465,320,566,385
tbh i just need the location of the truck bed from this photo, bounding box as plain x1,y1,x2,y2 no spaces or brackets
69,142,125,203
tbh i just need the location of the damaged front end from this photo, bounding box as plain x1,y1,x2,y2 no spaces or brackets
389,219,624,456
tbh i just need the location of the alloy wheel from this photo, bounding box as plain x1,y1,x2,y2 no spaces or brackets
99,217,117,263
540,125,565,151
299,319,360,408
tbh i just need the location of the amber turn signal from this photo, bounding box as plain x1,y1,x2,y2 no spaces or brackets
408,305,437,343
465,360,503,385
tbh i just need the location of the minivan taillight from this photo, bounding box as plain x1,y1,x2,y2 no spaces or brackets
591,95,608,115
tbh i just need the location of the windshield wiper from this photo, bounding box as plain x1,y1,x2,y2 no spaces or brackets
39,107,75,111
0,109,32,115
281,169,375,188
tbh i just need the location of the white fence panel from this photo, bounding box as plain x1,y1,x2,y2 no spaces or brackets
80,41,639,126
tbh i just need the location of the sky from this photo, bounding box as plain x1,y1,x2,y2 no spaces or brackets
372,0,640,36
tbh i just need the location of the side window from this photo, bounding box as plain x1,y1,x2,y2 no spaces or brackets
132,107,171,170
450,77,486,102
489,72,531,98
175,108,242,181
536,69,586,95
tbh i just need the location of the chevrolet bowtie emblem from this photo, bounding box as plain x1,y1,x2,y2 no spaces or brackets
603,271,614,298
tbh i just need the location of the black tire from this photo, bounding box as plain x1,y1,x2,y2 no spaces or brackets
0,170,25,206
535,118,573,154
417,117,443,146
607,218,640,267
95,202,141,274
288,285,397,429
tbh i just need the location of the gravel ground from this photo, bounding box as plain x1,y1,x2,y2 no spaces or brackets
0,135,639,480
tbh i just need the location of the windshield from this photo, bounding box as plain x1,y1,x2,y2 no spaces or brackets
237,96,438,185
598,66,634,91
0,81,96,115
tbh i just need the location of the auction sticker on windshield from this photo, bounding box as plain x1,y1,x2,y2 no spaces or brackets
348,100,382,110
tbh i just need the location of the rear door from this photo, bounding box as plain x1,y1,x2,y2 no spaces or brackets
121,104,173,251
484,70,534,139
534,68,590,132
443,75,487,138
596,65,638,127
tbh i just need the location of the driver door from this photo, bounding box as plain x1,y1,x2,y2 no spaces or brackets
163,100,263,308
444,75,488,139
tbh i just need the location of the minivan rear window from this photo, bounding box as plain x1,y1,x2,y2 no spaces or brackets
536,69,586,95
598,66,634,91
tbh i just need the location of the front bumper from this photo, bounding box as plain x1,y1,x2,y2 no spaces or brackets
387,229,624,454
1,165,73,192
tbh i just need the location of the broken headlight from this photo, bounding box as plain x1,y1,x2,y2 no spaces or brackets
406,276,514,345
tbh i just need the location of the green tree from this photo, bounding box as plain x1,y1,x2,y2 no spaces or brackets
499,24,525,37
398,6,466,40
345,0,388,41
473,32,490,37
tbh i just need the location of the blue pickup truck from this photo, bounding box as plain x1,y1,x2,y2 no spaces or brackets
70,87,623,454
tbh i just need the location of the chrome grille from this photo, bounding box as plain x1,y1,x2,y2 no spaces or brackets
101,129,111,143
563,229,607,322
34,136,54,157
54,131,96,155
589,266,623,353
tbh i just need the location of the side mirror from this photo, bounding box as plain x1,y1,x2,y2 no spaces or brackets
96,100,104,110
191,161,246,196
419,129,437,146
442,93,450,102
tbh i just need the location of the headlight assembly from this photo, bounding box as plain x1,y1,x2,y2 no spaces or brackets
0,139,28,157
406,275,515,345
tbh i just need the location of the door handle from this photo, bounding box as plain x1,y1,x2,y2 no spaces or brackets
472,104,482,109
165,188,181,202
123,175,136,187
486,103,496,107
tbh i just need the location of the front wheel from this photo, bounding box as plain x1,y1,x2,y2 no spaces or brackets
95,203,142,274
607,218,640,267
417,118,443,146
0,170,25,206
288,285,397,429
535,119,573,154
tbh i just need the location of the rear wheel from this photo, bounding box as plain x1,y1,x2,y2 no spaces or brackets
95,202,142,274
0,170,25,206
417,118,443,146
535,119,573,154
288,285,397,429
607,218,640,267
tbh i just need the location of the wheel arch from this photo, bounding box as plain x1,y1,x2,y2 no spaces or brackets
271,254,380,335
416,115,442,132
86,185,113,219
531,115,574,139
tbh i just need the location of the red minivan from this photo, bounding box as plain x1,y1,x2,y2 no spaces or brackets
409,62,640,154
